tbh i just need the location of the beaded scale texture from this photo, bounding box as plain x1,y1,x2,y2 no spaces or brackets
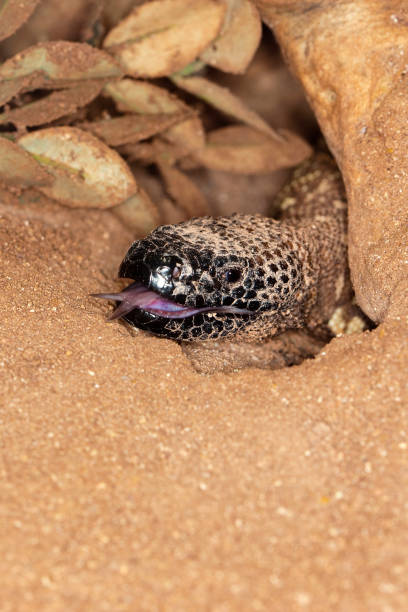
94,153,350,343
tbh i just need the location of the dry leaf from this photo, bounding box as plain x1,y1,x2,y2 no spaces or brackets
0,41,122,101
0,79,24,106
163,116,206,154
103,0,226,78
0,0,39,42
104,78,189,114
120,116,206,165
187,125,312,174
0,136,52,187
201,0,262,73
118,142,161,164
112,188,160,235
158,196,188,224
119,139,188,166
0,81,102,129
158,161,210,217
103,0,145,29
172,74,280,140
78,112,188,147
0,1,104,57
18,127,137,208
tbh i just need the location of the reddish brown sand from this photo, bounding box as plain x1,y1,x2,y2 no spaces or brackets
0,0,407,609
1,192,407,611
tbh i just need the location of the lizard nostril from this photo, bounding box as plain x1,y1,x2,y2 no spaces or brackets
172,264,182,279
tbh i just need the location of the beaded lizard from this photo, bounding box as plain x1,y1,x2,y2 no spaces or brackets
93,153,353,354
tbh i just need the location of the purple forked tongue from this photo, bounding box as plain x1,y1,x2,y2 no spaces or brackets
91,282,152,320
92,281,252,320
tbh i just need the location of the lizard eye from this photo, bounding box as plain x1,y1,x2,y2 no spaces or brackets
225,268,242,283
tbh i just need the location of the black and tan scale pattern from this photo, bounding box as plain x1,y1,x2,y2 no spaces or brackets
119,153,350,342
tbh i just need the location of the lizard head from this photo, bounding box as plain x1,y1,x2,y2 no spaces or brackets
92,214,308,341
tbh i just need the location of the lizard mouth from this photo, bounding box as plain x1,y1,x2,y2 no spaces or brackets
92,281,252,321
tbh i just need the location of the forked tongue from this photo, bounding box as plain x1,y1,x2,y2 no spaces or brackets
92,281,253,320
91,281,201,320
91,282,158,320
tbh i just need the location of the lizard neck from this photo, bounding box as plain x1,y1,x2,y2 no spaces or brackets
294,210,349,331
275,152,349,331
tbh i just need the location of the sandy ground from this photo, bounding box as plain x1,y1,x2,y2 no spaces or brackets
0,195,407,612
